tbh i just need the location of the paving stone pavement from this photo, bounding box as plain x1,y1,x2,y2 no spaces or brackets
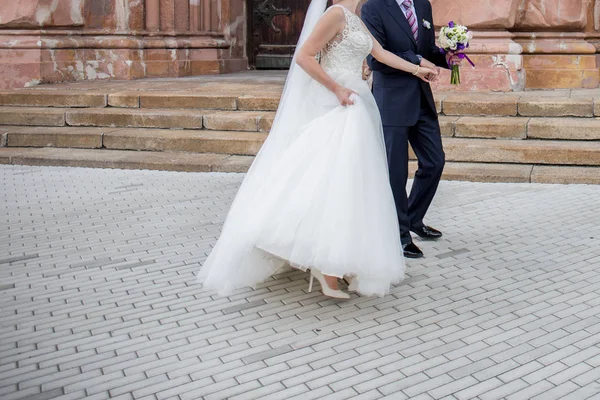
1,164,600,400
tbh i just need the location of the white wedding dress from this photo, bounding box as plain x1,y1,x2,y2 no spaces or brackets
198,3,405,297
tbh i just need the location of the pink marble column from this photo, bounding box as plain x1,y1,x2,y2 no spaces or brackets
146,0,161,32
216,0,248,72
201,0,209,31
190,0,202,31
585,0,600,59
158,0,192,33
175,0,191,31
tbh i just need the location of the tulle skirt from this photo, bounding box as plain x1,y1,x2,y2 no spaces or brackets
198,72,405,297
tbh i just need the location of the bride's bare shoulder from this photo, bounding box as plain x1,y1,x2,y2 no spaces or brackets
312,5,346,32
323,5,347,21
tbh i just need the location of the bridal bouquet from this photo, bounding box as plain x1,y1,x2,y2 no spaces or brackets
438,22,475,85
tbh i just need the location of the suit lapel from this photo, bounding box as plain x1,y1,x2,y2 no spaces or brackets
385,0,417,47
414,0,425,52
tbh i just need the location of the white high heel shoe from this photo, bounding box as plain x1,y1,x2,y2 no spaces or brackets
309,269,350,299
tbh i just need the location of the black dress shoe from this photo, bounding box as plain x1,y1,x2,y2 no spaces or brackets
403,242,424,258
411,225,443,240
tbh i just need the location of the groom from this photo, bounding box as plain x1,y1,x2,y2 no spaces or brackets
362,0,459,258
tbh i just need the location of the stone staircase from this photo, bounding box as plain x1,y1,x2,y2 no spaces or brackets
0,72,599,184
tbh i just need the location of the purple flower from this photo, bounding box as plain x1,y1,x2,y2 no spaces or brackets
448,21,455,28
457,43,466,50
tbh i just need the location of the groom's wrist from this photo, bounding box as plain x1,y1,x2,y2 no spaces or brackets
417,55,423,63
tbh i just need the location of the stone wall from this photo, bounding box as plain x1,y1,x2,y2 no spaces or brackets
431,0,600,91
0,0,248,89
1,1,86,28
1,0,599,90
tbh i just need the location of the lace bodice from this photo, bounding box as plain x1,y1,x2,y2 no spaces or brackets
320,5,373,79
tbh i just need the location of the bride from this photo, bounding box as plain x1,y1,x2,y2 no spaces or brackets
198,0,437,298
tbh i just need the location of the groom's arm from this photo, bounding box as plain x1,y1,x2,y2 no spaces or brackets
361,2,420,74
425,2,449,69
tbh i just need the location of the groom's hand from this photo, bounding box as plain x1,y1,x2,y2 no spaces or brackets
420,58,440,82
446,52,464,66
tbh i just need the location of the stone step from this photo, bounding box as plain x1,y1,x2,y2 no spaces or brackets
1,105,598,141
88,95,600,117
0,90,597,118
441,95,599,117
0,107,276,132
530,165,600,185
203,111,274,132
517,97,596,117
0,147,253,173
1,126,107,149
64,109,274,131
442,138,600,166
2,147,599,184
0,107,67,126
139,93,238,110
116,92,280,111
65,108,205,130
0,91,107,108
0,90,281,111
3,123,599,166
1,126,266,155
442,116,600,140
526,118,600,140
108,92,276,111
102,129,265,155
450,116,527,139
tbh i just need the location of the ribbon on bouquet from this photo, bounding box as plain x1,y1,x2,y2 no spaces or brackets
457,53,475,67
438,21,474,84
440,48,475,68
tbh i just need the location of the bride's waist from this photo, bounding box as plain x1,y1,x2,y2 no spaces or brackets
323,66,362,80
309,75,371,107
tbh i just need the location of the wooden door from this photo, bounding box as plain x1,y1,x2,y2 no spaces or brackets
249,0,311,69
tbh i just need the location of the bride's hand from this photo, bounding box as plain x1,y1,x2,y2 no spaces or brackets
334,86,358,106
416,67,438,83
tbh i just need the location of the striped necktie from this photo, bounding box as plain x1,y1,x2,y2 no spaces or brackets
402,0,418,42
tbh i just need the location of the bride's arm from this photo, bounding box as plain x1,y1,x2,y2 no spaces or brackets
362,23,438,81
296,8,357,105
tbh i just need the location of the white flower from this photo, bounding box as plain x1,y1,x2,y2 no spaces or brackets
438,34,449,48
439,23,472,50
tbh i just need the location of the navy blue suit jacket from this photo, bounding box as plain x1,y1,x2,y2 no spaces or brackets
361,0,447,127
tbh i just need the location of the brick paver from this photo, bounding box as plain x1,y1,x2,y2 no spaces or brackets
1,165,600,399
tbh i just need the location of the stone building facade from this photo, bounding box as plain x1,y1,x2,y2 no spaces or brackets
0,0,599,91
433,0,600,91
0,0,247,89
